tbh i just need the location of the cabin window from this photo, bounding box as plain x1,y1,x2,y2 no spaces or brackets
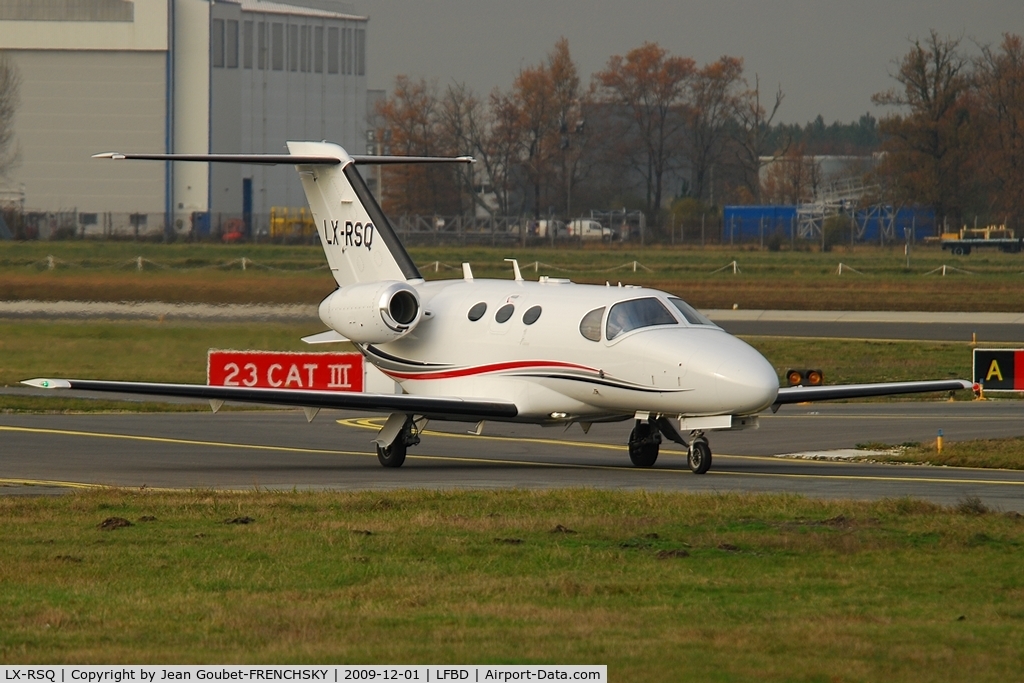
495,304,514,323
522,306,542,325
668,297,716,326
468,302,487,321
579,307,604,342
606,297,676,340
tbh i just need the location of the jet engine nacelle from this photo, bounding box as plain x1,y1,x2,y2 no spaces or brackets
318,281,422,344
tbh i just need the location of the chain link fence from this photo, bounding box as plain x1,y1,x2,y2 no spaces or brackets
0,208,730,246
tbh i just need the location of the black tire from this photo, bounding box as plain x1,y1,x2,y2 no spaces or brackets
376,441,407,468
952,245,965,256
628,424,660,467
688,440,712,474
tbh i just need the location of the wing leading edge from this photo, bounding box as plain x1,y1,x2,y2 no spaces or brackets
21,378,518,421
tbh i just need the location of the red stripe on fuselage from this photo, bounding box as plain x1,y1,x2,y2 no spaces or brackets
382,359,598,381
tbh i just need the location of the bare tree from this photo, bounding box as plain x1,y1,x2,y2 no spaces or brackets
686,56,745,202
437,82,484,217
732,75,785,203
484,88,523,216
0,53,21,177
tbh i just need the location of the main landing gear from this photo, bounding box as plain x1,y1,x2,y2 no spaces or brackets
628,418,713,474
375,414,422,467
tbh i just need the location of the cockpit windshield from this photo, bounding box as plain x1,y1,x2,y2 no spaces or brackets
605,297,677,340
668,297,716,326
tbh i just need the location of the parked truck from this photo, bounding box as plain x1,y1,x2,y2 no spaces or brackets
941,225,1023,255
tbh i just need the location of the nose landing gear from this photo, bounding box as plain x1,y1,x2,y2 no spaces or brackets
686,433,712,474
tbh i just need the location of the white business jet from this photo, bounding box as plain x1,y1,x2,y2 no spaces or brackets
24,142,970,472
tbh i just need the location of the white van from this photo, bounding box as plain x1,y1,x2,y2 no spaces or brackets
567,219,613,241
519,219,566,238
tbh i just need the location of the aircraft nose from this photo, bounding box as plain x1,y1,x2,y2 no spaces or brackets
711,336,779,413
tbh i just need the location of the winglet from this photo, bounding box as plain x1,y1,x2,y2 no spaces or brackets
22,378,72,389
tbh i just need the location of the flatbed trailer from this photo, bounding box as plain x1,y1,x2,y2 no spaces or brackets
941,226,1022,255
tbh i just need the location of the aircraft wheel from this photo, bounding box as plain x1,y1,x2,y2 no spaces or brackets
628,423,660,467
688,438,712,474
376,441,407,468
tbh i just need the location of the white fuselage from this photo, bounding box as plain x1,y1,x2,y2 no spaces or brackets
356,277,780,424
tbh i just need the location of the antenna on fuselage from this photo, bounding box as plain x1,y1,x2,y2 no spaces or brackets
504,258,523,282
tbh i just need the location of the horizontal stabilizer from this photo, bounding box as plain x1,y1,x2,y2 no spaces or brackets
349,155,474,165
774,379,971,407
93,152,473,166
21,378,518,421
93,152,341,165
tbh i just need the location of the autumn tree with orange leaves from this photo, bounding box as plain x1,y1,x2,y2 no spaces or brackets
761,144,820,205
375,76,461,216
596,43,694,227
975,34,1024,230
508,38,588,219
872,31,976,230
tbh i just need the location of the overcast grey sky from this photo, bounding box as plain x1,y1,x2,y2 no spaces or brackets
360,0,1020,124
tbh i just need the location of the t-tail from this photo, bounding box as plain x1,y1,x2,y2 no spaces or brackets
288,141,415,286
93,142,473,287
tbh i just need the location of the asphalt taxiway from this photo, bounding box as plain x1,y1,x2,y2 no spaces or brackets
4,305,1022,506
2,402,1022,510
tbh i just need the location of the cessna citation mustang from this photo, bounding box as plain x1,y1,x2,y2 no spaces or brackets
25,142,970,472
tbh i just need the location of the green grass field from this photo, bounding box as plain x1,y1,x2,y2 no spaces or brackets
2,489,1023,680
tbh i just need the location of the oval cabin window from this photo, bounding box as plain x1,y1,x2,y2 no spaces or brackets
467,302,487,321
495,303,515,323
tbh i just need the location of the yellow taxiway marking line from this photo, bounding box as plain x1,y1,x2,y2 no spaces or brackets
709,469,1024,486
337,417,629,451
0,424,663,477
0,425,373,459
0,478,105,490
336,417,1024,483
5,424,1024,489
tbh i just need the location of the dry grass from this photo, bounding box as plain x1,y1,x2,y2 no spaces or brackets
872,435,1024,469
5,241,1024,310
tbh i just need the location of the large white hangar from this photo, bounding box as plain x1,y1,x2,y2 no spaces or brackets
0,0,369,238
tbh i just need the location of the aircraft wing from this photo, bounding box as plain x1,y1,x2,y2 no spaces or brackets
774,379,972,407
21,378,518,421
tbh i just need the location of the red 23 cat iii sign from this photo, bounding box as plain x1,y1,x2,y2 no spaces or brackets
207,350,365,392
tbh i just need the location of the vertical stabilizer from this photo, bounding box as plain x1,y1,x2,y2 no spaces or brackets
287,141,422,287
